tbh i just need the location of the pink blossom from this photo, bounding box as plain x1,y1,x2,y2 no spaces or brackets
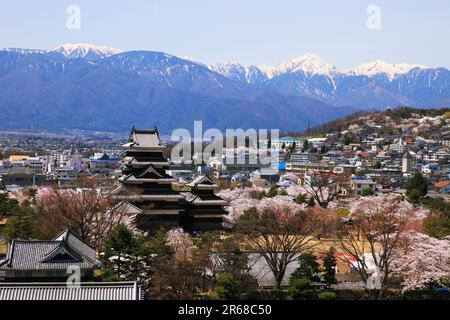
392,231,450,292
166,227,194,261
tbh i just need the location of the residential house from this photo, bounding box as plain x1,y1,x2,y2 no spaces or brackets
435,181,450,193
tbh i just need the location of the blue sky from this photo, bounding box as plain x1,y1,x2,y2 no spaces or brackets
1,0,449,68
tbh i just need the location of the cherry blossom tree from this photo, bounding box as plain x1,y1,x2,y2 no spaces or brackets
303,171,348,209
235,204,317,289
336,196,418,299
166,227,194,262
392,231,450,292
33,180,127,247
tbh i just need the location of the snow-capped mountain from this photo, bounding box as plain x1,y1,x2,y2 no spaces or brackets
3,43,122,61
210,53,449,108
2,48,46,55
260,53,337,78
0,44,449,133
344,60,426,79
209,54,338,84
49,43,122,60
212,54,426,82
208,61,268,85
0,46,356,133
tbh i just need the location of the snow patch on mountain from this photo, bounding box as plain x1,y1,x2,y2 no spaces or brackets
209,61,268,84
2,48,46,55
344,60,426,79
213,54,427,82
260,53,337,78
49,43,122,60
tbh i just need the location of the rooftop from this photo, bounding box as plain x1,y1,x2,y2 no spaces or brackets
0,281,142,300
122,127,163,149
0,229,99,271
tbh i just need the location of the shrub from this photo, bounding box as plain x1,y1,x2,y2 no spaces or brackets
318,291,337,300
288,277,317,300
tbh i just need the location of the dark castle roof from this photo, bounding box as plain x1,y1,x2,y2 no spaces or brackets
122,127,163,149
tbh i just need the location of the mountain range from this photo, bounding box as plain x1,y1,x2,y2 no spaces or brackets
0,43,449,133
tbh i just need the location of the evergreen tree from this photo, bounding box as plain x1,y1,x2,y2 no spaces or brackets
359,186,374,197
0,193,19,216
288,277,317,300
3,215,33,241
302,140,309,152
291,141,297,153
322,247,337,287
295,193,308,205
215,238,258,299
101,224,155,283
291,253,320,282
265,185,278,198
423,199,450,239
406,172,428,203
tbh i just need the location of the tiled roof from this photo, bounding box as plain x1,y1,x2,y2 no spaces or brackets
181,192,226,205
185,174,216,187
0,229,99,271
123,128,162,148
436,181,450,188
0,282,142,300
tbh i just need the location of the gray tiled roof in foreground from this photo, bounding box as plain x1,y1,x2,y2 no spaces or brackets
0,281,142,300
0,229,100,271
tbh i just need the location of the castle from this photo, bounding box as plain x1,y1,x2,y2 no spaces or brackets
115,127,226,232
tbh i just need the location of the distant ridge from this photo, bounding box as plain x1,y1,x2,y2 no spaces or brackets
0,43,449,133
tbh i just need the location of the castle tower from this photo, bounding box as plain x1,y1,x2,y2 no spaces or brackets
116,127,225,232
116,128,185,230
182,174,226,232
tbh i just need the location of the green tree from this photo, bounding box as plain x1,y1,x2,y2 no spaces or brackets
322,247,337,287
423,199,450,239
216,274,241,300
343,135,352,145
406,189,422,205
359,186,374,197
288,277,316,300
24,188,37,198
214,238,258,299
302,140,309,152
291,253,320,282
3,215,34,241
193,231,220,249
295,193,308,205
406,172,428,203
265,185,278,198
291,141,297,152
0,194,19,216
101,224,155,286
